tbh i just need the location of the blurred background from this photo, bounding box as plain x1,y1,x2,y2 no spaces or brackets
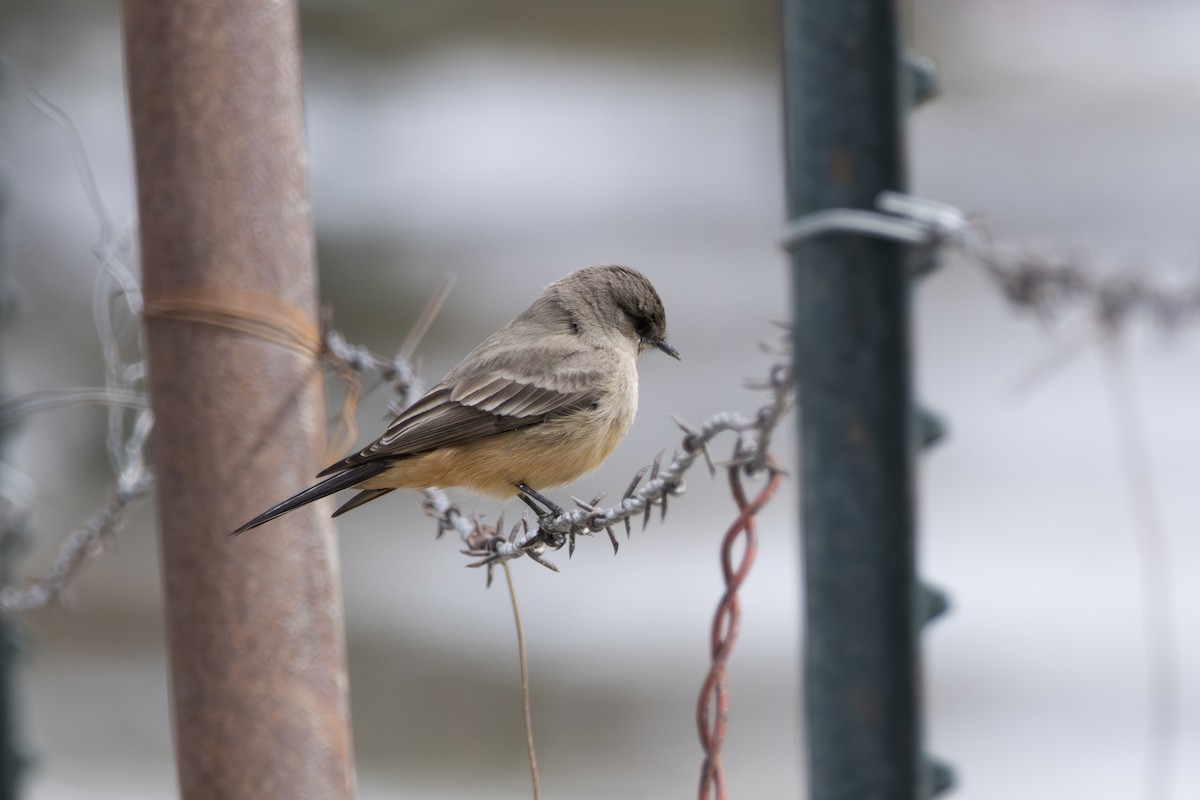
1,0,1199,798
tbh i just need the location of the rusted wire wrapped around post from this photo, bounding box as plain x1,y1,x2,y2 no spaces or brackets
122,2,355,798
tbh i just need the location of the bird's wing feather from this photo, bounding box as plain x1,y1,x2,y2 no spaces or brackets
318,338,604,474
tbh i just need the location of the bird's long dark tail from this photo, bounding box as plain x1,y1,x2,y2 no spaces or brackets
231,461,391,535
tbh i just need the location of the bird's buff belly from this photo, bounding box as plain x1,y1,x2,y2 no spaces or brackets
359,410,633,498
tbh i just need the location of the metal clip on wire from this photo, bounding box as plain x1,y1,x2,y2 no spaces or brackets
782,191,967,276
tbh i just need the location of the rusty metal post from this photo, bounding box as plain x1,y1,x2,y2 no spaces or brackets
122,2,355,798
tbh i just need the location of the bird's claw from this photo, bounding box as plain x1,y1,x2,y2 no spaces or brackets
515,483,565,520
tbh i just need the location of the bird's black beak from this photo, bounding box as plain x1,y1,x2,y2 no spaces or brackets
654,337,681,360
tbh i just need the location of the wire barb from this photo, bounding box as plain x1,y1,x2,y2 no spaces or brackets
621,466,648,540
438,336,795,575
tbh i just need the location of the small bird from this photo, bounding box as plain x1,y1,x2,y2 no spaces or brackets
233,265,679,534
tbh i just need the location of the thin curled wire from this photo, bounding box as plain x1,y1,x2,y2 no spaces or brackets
0,83,150,613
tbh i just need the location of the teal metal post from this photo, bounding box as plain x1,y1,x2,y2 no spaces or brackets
781,1,950,798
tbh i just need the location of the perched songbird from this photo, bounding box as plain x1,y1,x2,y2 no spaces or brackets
233,265,678,534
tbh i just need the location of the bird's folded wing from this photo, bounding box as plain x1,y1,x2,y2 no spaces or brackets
318,370,600,474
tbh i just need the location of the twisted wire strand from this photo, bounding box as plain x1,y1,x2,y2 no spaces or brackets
696,466,783,800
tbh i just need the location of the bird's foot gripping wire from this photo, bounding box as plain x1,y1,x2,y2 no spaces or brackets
515,483,571,552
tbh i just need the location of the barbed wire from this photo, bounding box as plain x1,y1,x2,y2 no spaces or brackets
1,196,1194,604
418,338,794,584
970,234,1200,332
3,77,1196,628
0,81,149,614
0,475,153,613
786,191,1200,335
2,179,1196,614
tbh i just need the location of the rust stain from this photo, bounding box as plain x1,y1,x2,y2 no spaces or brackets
830,148,854,187
847,418,869,449
852,683,881,724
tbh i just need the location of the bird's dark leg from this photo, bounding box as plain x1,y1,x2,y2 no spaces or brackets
515,483,564,518
515,483,569,551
